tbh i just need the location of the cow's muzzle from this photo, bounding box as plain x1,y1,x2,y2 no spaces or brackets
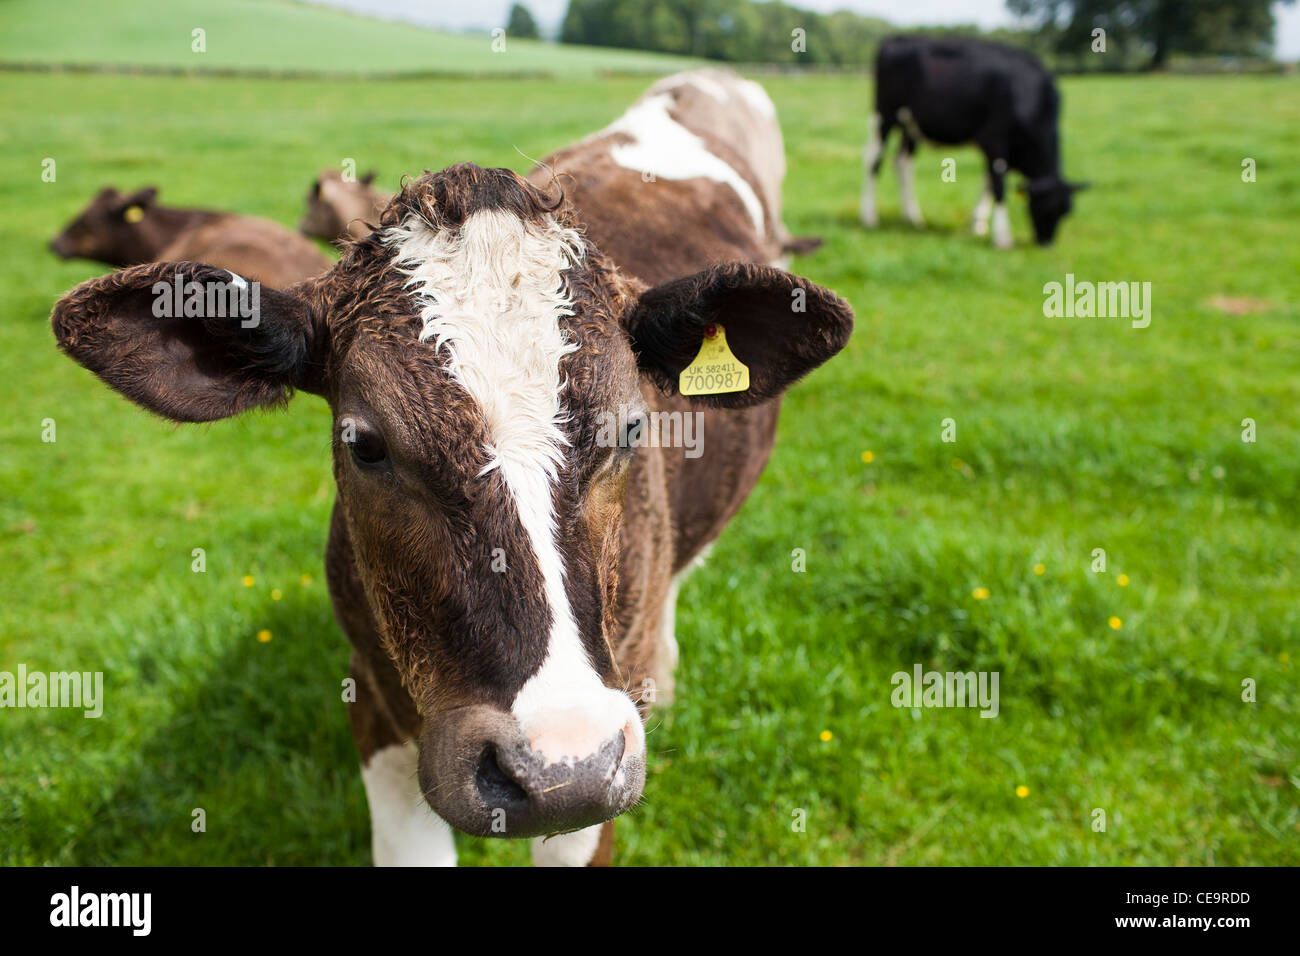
419,705,645,839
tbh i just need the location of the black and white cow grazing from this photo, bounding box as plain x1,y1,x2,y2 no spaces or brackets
860,35,1089,248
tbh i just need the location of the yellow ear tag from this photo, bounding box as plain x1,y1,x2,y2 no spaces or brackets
679,323,749,396
123,205,145,223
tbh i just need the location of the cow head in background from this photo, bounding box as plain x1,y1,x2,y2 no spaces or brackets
301,169,391,243
49,186,163,266
1023,175,1090,246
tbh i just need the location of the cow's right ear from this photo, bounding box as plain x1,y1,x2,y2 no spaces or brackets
51,261,329,423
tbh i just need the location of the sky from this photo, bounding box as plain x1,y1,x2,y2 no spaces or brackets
305,0,1300,60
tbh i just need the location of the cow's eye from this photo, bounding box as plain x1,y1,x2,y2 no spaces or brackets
348,428,388,467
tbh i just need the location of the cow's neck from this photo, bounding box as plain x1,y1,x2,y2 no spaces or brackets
1012,128,1061,181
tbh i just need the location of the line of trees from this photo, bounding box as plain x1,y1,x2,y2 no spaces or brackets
560,0,897,66
550,0,1290,70
1009,0,1294,69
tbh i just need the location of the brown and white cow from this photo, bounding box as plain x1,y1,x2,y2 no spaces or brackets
590,69,824,266
49,71,853,866
50,185,332,287
300,169,393,244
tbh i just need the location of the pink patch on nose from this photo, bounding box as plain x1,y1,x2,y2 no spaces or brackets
621,721,638,761
528,712,639,766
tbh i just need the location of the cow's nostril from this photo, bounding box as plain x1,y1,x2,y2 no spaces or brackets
474,745,529,810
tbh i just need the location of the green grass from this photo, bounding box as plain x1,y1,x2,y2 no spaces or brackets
1,64,1297,865
0,0,702,77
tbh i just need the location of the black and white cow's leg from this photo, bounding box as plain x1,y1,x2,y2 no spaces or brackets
859,112,888,227
895,119,924,227
984,153,1013,249
972,173,994,237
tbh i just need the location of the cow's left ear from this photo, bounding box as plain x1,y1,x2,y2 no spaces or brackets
623,262,853,408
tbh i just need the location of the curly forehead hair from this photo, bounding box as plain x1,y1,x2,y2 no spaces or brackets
381,164,570,234
311,162,639,361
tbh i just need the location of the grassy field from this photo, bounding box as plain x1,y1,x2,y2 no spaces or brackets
1,37,1298,865
0,0,701,77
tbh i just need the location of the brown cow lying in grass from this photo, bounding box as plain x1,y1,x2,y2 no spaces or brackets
50,185,332,288
49,70,851,866
300,169,392,244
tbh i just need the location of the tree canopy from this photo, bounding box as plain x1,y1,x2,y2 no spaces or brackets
506,3,540,40
1006,0,1293,68
560,0,898,67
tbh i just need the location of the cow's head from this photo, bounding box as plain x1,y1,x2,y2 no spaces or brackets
1023,175,1089,246
50,186,163,266
301,169,389,243
50,164,853,838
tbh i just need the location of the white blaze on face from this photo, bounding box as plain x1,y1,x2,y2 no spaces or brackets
386,207,642,767
605,92,766,236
